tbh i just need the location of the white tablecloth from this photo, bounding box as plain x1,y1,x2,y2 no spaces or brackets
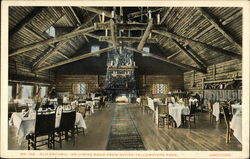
168,104,190,127
147,98,155,111
136,98,141,104
230,111,242,144
231,104,242,115
9,112,86,145
86,101,94,114
212,102,220,121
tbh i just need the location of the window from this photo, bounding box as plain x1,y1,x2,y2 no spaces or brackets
152,83,168,94
22,85,34,99
8,85,13,101
91,45,100,56
72,83,87,94
46,26,55,37
142,46,150,56
40,86,48,98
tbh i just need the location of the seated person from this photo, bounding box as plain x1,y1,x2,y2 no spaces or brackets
189,96,199,107
42,101,54,110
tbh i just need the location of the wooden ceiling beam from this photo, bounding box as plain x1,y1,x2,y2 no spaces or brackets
69,7,89,42
32,16,97,69
56,51,69,59
110,19,117,47
153,30,242,59
86,33,100,40
36,46,115,72
94,22,165,31
171,39,207,69
127,8,162,19
160,7,173,24
99,36,157,43
80,7,121,20
167,51,181,59
9,7,46,36
137,19,153,50
124,47,207,74
10,25,95,57
197,7,242,51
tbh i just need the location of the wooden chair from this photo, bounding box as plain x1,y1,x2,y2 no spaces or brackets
184,104,196,128
141,97,148,113
8,103,17,119
26,112,55,150
221,105,231,144
78,105,86,118
207,100,214,124
54,111,76,149
158,105,167,128
164,104,174,128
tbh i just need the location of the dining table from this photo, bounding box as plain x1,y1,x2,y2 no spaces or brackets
230,110,242,144
230,104,242,144
168,103,190,127
9,110,87,145
212,102,220,121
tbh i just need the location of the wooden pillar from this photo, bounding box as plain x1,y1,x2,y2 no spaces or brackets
213,64,216,80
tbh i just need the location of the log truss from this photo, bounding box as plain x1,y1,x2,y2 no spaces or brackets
8,7,242,74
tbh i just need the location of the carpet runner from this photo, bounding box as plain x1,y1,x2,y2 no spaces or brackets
107,104,145,150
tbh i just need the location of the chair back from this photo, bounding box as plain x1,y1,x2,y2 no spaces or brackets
222,105,231,126
58,98,63,105
207,100,212,112
189,104,196,115
141,97,148,106
79,105,86,116
60,111,76,131
35,102,41,111
35,112,56,136
8,103,17,112
158,105,166,115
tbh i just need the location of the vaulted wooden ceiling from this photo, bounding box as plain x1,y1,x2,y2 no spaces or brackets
9,7,242,75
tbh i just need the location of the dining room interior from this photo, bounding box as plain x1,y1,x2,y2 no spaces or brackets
7,6,243,151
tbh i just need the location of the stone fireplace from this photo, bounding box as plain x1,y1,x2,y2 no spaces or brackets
115,94,129,103
105,45,137,103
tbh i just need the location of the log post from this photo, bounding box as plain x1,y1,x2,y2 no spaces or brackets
110,19,117,47
137,19,153,50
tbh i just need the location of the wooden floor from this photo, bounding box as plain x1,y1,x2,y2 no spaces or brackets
8,103,242,151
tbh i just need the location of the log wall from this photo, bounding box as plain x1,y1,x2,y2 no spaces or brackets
184,59,242,98
55,74,184,97
56,75,106,93
9,58,56,84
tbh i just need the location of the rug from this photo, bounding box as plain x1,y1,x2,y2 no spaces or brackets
106,104,145,150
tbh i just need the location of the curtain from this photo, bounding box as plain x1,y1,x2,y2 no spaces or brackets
152,84,168,94
72,83,88,94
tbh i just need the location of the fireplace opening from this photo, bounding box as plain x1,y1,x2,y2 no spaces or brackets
115,94,129,103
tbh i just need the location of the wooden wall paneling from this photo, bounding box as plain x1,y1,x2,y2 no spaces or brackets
184,59,242,99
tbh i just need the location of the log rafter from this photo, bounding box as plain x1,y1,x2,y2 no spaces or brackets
171,39,207,69
9,7,46,36
99,36,157,43
10,26,95,57
32,14,98,69
137,19,153,50
80,7,121,20
36,46,115,72
153,30,242,59
197,7,242,51
94,22,241,59
124,47,207,74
